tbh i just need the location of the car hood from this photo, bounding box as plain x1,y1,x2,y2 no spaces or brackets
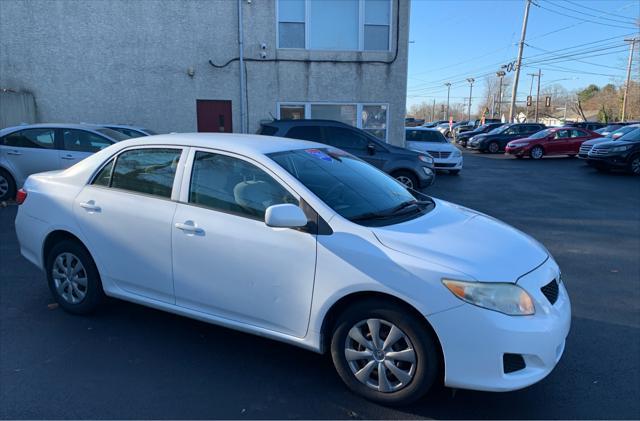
371,199,548,283
594,140,635,149
582,137,610,146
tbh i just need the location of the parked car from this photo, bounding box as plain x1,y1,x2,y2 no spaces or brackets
587,127,640,175
438,121,467,138
422,120,449,128
579,124,640,159
96,124,158,138
259,119,435,190
565,121,606,131
454,118,502,138
15,133,571,405
405,127,463,174
467,123,546,153
455,123,505,147
0,123,129,201
505,127,601,159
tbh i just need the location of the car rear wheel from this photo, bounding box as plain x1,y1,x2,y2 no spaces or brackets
392,171,418,190
0,168,16,202
46,240,105,314
629,155,640,175
330,299,440,406
487,142,500,154
530,146,544,160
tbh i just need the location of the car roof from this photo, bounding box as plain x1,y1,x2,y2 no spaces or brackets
0,123,109,135
91,124,150,131
110,133,328,155
263,119,354,127
405,127,440,132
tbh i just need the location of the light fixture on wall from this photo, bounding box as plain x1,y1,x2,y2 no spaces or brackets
187,67,195,78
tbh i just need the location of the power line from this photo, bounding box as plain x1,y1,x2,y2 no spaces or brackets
548,0,637,25
560,0,639,22
526,44,626,70
536,2,638,29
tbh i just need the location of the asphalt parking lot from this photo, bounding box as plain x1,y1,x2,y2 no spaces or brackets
1,150,639,419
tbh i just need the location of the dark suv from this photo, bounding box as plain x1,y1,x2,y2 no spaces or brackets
456,122,504,147
467,123,546,153
259,119,436,189
565,121,606,131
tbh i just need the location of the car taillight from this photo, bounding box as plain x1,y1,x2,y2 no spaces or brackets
16,188,27,205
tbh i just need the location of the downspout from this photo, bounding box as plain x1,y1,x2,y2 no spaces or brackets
238,0,247,133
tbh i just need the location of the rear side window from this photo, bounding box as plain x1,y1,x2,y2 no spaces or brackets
323,127,369,150
286,126,323,141
258,125,278,136
2,128,55,149
109,148,182,199
63,129,113,152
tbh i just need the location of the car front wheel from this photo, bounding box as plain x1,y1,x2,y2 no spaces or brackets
46,239,105,314
530,146,544,160
629,155,640,175
487,142,500,154
330,299,440,406
393,171,418,190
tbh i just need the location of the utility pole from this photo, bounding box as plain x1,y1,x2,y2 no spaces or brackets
445,82,452,120
431,98,436,122
467,78,475,121
621,37,638,122
509,0,532,123
496,70,506,119
534,68,542,122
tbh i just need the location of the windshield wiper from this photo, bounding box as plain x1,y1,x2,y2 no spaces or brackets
350,200,432,222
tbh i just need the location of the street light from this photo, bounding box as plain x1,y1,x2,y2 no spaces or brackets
466,78,475,121
444,82,451,120
496,71,506,119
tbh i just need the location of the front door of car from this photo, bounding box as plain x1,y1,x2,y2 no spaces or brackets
0,128,60,184
550,129,572,154
323,127,387,169
171,149,317,338
73,147,185,303
59,129,114,167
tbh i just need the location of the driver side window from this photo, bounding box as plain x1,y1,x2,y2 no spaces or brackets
189,151,298,220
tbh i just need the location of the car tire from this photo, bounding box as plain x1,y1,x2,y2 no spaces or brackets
392,171,419,190
530,146,544,160
45,239,105,314
330,299,440,406
449,170,460,175
0,168,16,202
487,142,500,154
628,154,640,175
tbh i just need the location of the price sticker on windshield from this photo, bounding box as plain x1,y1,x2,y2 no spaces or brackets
305,149,333,162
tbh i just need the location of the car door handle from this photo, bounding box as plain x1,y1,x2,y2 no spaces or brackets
7,150,22,156
79,201,101,212
61,154,76,160
175,222,204,234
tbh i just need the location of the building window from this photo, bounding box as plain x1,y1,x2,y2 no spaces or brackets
278,102,389,141
277,0,391,51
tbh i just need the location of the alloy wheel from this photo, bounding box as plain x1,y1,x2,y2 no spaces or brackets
488,142,499,153
52,252,88,304
632,157,640,175
531,147,543,159
396,176,414,189
345,318,417,393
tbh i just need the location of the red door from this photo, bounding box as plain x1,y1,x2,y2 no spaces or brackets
196,100,232,133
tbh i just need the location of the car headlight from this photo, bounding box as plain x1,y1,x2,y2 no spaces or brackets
609,145,632,153
452,149,462,157
442,279,535,316
418,154,434,164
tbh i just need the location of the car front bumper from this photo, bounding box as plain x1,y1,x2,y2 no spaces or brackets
427,258,571,392
433,156,463,170
587,154,629,168
467,142,483,150
505,146,528,156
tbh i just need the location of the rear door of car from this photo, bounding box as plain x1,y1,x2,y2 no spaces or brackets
59,129,114,167
549,129,572,154
73,146,186,303
568,129,590,153
0,128,60,184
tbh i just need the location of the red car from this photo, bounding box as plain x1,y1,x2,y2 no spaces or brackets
505,127,601,159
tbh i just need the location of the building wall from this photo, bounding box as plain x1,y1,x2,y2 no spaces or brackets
0,0,409,145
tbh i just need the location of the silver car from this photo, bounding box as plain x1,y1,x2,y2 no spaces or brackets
93,124,158,138
0,123,128,201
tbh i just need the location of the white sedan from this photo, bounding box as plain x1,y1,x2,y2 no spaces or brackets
15,134,570,405
405,127,463,174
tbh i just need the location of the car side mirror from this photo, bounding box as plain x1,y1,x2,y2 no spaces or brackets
367,142,376,155
265,204,308,228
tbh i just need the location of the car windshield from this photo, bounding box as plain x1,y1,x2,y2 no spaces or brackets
489,124,510,134
95,128,130,141
269,148,433,226
529,129,552,139
406,130,447,143
616,127,640,142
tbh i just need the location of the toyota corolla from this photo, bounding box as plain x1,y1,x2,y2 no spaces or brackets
14,134,571,405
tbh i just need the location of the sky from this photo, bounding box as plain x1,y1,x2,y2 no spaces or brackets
406,0,640,114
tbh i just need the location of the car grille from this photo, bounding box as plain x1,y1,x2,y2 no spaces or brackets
503,353,526,373
434,163,456,168
541,279,559,305
579,144,593,155
589,147,608,156
427,151,452,159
